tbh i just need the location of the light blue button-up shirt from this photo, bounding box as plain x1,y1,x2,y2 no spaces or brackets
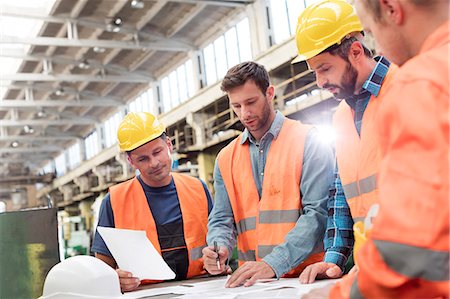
207,111,334,278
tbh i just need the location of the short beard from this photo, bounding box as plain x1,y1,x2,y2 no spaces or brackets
245,96,272,133
325,62,358,100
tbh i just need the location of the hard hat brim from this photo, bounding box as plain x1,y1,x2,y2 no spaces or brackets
291,54,306,64
120,129,165,152
291,49,319,64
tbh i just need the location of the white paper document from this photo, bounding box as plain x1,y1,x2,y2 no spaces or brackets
119,276,339,299
97,226,175,280
121,286,186,298
177,277,277,295
171,277,339,299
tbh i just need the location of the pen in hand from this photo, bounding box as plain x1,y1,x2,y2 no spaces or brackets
213,241,221,271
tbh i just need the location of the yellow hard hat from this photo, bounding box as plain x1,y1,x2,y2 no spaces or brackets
117,112,165,152
292,0,363,63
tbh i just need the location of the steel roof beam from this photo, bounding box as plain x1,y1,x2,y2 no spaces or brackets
0,83,118,101
0,135,77,141
0,99,122,108
0,50,155,81
1,36,192,52
0,146,62,154
167,4,207,37
0,158,51,163
1,9,193,48
167,0,252,7
0,118,97,126
2,73,150,83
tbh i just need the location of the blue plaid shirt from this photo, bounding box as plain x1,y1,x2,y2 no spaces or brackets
324,57,391,270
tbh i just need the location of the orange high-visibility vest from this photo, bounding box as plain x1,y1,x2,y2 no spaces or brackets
110,172,208,282
218,118,323,277
330,21,450,298
333,66,397,223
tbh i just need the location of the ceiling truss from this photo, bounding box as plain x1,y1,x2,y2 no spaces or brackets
0,0,255,187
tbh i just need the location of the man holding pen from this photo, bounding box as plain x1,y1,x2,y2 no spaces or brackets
202,61,334,287
213,241,221,270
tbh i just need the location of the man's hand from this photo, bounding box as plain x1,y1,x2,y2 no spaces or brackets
202,245,230,275
116,269,140,292
299,262,342,284
225,261,275,288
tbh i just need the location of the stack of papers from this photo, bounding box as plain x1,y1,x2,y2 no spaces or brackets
97,227,338,299
121,277,338,299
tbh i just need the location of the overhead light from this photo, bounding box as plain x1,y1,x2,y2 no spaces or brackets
130,0,144,9
113,17,123,26
93,46,106,53
55,86,65,96
106,24,121,33
106,17,123,32
37,111,47,118
78,59,90,69
23,125,34,134
11,141,19,148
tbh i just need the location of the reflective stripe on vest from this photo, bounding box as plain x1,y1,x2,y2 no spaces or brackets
258,245,277,258
342,238,450,299
374,240,450,281
342,174,377,200
259,210,300,224
236,217,256,235
190,245,206,261
236,210,300,235
218,118,324,276
238,249,256,261
110,173,208,280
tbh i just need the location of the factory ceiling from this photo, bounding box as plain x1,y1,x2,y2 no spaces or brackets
0,0,254,186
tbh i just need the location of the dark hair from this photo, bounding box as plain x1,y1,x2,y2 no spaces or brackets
220,61,270,95
322,36,372,61
126,132,167,155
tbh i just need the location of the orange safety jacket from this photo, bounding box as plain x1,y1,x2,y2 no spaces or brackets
333,65,397,223
110,172,208,283
330,21,450,298
218,118,323,277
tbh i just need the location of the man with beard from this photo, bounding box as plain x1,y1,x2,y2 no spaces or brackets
202,61,334,287
92,112,213,292
292,0,398,284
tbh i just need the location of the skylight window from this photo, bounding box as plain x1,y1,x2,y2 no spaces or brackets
0,0,57,99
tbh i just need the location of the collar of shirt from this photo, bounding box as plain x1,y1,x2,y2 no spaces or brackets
240,110,285,145
345,56,391,109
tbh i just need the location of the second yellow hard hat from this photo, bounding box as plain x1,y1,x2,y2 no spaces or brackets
117,112,165,152
293,0,363,63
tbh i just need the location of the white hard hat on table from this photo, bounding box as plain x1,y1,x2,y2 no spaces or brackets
40,255,123,299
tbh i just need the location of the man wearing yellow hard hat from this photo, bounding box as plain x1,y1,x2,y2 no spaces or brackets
330,0,448,298
92,112,213,292
292,0,397,285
